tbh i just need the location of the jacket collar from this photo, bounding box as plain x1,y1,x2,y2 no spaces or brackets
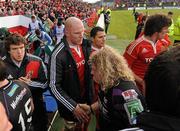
63,36,89,60
4,53,28,68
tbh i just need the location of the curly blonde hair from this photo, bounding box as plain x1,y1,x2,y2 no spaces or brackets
91,46,134,89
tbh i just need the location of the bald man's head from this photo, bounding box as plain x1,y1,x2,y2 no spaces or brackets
65,17,83,28
64,17,84,45
65,17,84,32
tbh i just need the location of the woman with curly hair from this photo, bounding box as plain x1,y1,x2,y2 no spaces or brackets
80,46,146,131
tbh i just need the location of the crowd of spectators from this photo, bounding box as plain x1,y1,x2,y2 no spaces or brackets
0,0,103,69
0,0,94,21
115,0,180,7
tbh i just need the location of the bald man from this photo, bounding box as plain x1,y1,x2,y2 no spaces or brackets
49,17,93,131
0,103,13,131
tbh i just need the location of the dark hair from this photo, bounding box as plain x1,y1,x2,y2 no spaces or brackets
0,59,7,81
35,29,41,36
31,15,36,19
106,11,110,14
90,26,104,38
57,21,62,26
145,45,180,117
5,33,27,52
144,14,172,36
168,11,173,15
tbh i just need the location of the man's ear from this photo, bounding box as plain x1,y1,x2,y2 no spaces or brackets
65,29,69,37
151,32,158,40
64,28,67,34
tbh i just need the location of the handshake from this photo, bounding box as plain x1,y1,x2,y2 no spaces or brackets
73,102,98,123
79,104,94,115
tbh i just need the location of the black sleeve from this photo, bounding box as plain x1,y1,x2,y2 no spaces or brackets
49,44,77,112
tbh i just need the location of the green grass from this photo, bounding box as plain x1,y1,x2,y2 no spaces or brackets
107,39,131,54
109,9,180,41
49,113,96,131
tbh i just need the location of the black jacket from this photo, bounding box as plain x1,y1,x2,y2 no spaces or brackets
49,37,93,121
98,80,146,131
2,53,48,130
120,112,180,131
137,112,180,131
2,53,47,91
0,80,33,131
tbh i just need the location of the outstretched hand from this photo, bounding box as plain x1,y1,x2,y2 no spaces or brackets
18,76,31,84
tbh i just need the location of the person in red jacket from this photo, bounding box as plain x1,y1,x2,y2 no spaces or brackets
123,14,172,94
